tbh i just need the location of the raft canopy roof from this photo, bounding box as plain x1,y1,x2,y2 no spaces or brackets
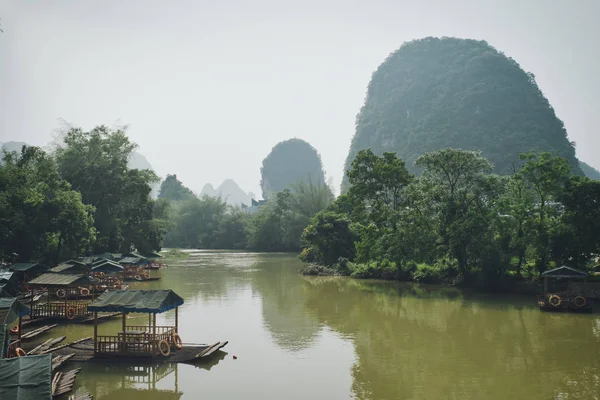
91,260,124,273
27,273,96,287
0,297,30,325
541,266,589,278
0,270,16,284
88,289,184,314
9,263,47,273
0,284,18,298
0,354,52,400
49,263,90,274
119,256,148,265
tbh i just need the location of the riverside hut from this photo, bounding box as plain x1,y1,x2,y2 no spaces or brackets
0,298,29,358
538,266,591,311
89,289,184,358
27,273,97,319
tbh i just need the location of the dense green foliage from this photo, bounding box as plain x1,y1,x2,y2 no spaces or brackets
303,149,599,288
0,146,96,263
163,182,333,252
54,126,167,254
0,127,170,263
343,37,582,192
260,138,326,199
158,174,195,201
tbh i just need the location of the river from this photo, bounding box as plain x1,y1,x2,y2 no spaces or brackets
57,251,600,399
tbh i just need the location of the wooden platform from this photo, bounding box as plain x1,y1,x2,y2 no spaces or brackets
123,277,161,282
51,338,228,364
53,368,82,397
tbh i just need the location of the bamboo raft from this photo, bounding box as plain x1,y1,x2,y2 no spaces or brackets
52,368,82,397
52,354,75,372
28,336,66,354
21,323,59,340
50,338,228,364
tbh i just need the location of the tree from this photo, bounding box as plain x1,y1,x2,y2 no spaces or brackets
552,177,600,266
260,138,326,199
54,125,164,253
343,37,582,192
519,152,570,272
158,174,195,201
346,150,412,228
414,149,504,277
0,146,95,262
300,212,358,266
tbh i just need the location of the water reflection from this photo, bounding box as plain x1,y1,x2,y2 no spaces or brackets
62,252,600,400
73,352,227,399
302,277,600,399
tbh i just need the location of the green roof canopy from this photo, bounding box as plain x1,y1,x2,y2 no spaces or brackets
0,284,18,298
49,263,90,274
119,257,149,265
0,354,52,399
0,270,17,285
541,266,589,278
88,290,184,314
63,259,88,267
9,263,47,273
142,252,162,259
27,273,96,287
91,260,124,273
0,298,30,326
0,324,7,359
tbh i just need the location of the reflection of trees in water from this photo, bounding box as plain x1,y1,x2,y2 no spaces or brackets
160,251,263,302
250,257,321,352
302,278,600,400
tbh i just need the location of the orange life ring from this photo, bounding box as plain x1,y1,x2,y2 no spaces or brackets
173,333,183,349
143,272,150,279
573,296,587,308
80,287,90,296
65,307,76,320
10,325,19,334
15,348,26,357
548,294,562,307
157,340,171,356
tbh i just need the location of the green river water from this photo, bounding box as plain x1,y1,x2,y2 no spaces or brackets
45,251,600,399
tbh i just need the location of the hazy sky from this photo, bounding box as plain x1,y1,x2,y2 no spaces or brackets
1,0,599,196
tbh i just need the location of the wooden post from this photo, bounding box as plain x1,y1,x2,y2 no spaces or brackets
122,312,127,332
18,316,22,342
175,364,179,393
544,277,548,293
93,312,98,354
175,306,178,334
64,289,68,318
148,313,152,328
153,313,157,355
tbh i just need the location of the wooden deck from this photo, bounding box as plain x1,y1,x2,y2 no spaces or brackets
52,368,82,397
51,338,228,364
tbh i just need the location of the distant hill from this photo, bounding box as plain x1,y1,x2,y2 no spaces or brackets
200,179,254,207
580,161,600,180
1,141,28,154
343,37,583,191
128,151,160,198
260,138,326,199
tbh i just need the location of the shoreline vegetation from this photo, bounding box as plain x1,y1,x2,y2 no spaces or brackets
299,149,600,292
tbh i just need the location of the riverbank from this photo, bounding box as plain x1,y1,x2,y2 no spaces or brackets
301,259,543,295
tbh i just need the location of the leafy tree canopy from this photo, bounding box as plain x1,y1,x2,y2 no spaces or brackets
261,138,325,199
158,174,195,201
54,125,164,254
343,37,582,192
0,146,96,263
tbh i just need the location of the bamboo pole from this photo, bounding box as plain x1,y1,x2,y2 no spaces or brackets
175,306,178,334
18,316,22,341
153,313,157,355
93,312,98,354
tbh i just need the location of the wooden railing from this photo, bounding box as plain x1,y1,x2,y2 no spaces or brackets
95,326,176,357
31,302,89,319
6,340,21,358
